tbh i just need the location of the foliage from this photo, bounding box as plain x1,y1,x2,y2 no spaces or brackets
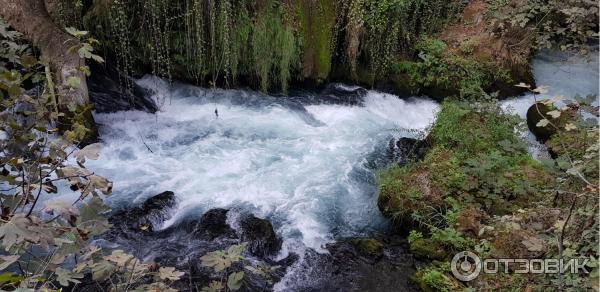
413,262,461,292
199,242,280,291
378,90,599,290
0,21,183,291
342,0,465,82
393,37,511,99
486,0,599,53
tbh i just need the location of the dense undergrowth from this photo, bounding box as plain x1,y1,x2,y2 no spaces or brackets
378,96,599,290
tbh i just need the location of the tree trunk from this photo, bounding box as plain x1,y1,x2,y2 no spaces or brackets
0,0,97,144
0,0,89,105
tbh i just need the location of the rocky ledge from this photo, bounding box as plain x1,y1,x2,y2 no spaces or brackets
83,191,422,291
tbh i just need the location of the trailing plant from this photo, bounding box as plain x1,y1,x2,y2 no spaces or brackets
343,0,465,82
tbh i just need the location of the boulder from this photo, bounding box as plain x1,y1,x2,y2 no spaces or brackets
526,102,559,143
189,208,236,240
88,62,158,113
240,214,282,257
318,83,368,106
108,191,176,234
394,137,429,166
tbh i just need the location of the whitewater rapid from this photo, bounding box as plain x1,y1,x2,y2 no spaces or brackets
88,81,439,254
82,49,599,290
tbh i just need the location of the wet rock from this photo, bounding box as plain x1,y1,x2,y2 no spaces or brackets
240,214,282,257
526,102,560,143
108,191,176,235
350,238,384,258
88,62,157,113
286,235,419,292
103,200,292,291
389,137,429,166
318,83,368,106
189,208,236,240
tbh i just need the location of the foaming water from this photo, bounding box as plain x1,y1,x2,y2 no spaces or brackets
89,80,439,254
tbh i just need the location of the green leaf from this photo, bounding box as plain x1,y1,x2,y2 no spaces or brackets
90,54,105,63
158,266,184,281
0,272,24,283
55,267,83,286
227,271,244,291
536,119,549,127
66,76,81,87
90,260,115,281
74,143,101,163
201,281,223,292
0,215,51,250
65,27,88,38
200,250,231,272
104,250,133,267
546,110,561,119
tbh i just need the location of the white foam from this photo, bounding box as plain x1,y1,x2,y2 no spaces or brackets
89,87,439,253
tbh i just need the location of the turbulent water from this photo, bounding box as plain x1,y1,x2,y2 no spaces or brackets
88,80,439,256
86,50,598,290
501,49,599,117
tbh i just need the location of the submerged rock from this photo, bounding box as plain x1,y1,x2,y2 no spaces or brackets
318,83,368,105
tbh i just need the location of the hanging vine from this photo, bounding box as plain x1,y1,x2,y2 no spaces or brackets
109,0,134,92
143,0,172,81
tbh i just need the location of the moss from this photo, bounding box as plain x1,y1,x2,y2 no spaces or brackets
408,237,447,260
350,238,384,257
377,100,558,288
297,0,335,81
378,146,464,227
413,264,462,292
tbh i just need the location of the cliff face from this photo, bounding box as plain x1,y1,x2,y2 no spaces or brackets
79,0,535,99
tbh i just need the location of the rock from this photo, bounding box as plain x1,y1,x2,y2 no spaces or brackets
240,214,282,257
189,208,236,240
103,204,292,291
318,83,368,106
285,235,419,291
526,102,559,142
88,62,158,113
108,191,176,234
392,137,429,166
408,238,447,260
350,238,384,258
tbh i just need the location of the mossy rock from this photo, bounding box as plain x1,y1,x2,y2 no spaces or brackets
350,238,384,258
378,146,464,228
409,238,447,260
297,0,335,82
526,102,562,143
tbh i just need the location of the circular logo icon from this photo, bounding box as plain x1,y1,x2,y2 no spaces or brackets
451,251,481,281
